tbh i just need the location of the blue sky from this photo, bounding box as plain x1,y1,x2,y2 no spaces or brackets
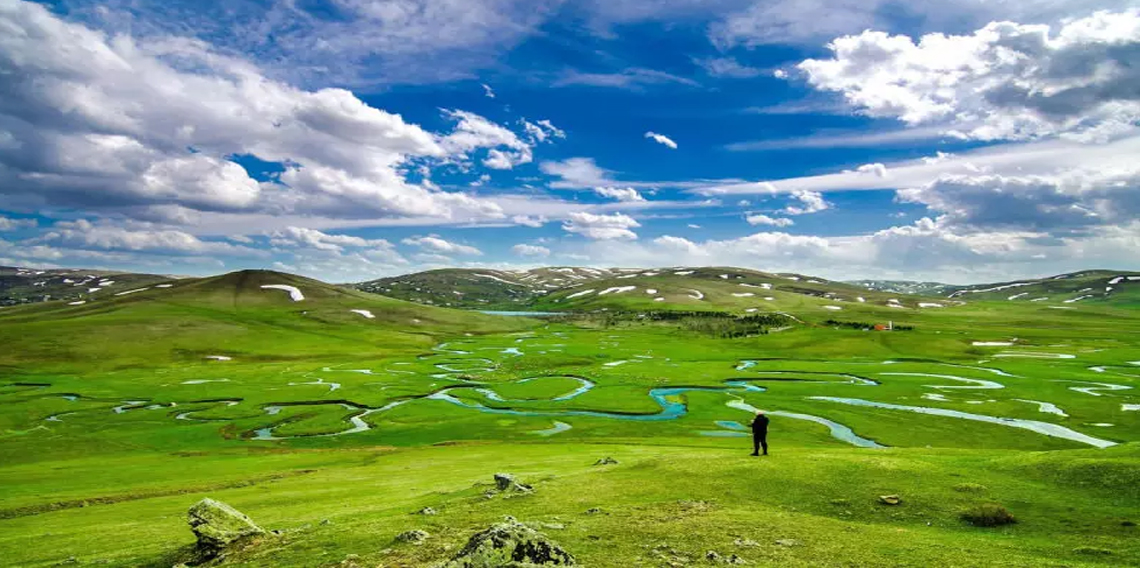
1,0,1139,283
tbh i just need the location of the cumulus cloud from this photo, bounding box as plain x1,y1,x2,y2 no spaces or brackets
0,2,512,226
562,212,641,240
0,216,36,231
268,226,403,262
440,109,534,170
784,190,830,215
594,186,645,202
855,163,889,178
746,214,795,227
33,220,261,256
797,10,1140,141
898,169,1140,233
511,243,551,257
401,235,483,256
645,131,679,149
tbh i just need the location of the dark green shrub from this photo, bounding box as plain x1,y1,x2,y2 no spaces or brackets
960,503,1016,527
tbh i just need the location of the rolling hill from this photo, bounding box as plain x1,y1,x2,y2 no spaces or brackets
0,266,174,307
0,269,527,368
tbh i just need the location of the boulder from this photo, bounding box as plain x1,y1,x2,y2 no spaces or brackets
416,507,438,516
494,473,534,494
878,495,902,506
442,518,575,567
187,498,265,553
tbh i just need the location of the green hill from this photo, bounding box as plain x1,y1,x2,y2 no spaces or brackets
0,266,173,307
0,269,526,369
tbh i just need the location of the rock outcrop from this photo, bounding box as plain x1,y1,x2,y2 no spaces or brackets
442,518,575,567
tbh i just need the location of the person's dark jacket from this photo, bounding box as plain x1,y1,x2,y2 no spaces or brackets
751,414,769,433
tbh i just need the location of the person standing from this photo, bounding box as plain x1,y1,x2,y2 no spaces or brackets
751,411,769,456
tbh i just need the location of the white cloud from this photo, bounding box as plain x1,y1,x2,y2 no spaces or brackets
522,119,566,144
268,226,403,264
594,186,646,202
401,235,483,256
746,214,795,227
0,216,36,231
34,219,261,256
562,212,641,240
798,10,1140,141
482,83,496,98
898,168,1140,233
784,190,830,215
567,217,1140,283
440,109,533,170
854,163,889,178
540,157,615,188
511,243,551,257
62,0,564,86
695,57,762,78
645,131,679,149
555,68,698,89
0,3,511,227
687,223,701,229
699,135,1140,197
511,215,548,228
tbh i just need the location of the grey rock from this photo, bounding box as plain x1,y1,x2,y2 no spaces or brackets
396,530,429,544
442,518,575,567
493,473,534,494
186,498,265,554
593,457,619,466
879,495,902,506
775,539,800,547
417,507,438,516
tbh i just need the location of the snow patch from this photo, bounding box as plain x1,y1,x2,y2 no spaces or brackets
687,289,704,300
67,300,86,306
154,283,173,288
204,355,232,361
972,341,1013,346
1064,295,1093,303
566,289,595,299
823,305,842,311
994,351,1075,359
350,309,375,319
114,287,149,296
918,302,943,308
261,284,305,301
598,286,636,295
732,293,755,298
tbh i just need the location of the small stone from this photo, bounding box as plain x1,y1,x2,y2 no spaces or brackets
775,539,801,547
585,507,603,515
879,495,902,506
395,529,430,544
186,498,266,554
706,550,721,561
416,507,438,516
320,519,332,525
593,457,619,466
733,538,759,548
725,554,748,565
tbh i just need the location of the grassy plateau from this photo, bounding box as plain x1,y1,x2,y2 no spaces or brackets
1,268,1138,567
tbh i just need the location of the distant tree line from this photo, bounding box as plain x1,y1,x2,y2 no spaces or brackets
824,319,913,331
552,310,792,338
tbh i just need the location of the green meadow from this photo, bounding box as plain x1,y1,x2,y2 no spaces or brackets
1,269,1138,566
